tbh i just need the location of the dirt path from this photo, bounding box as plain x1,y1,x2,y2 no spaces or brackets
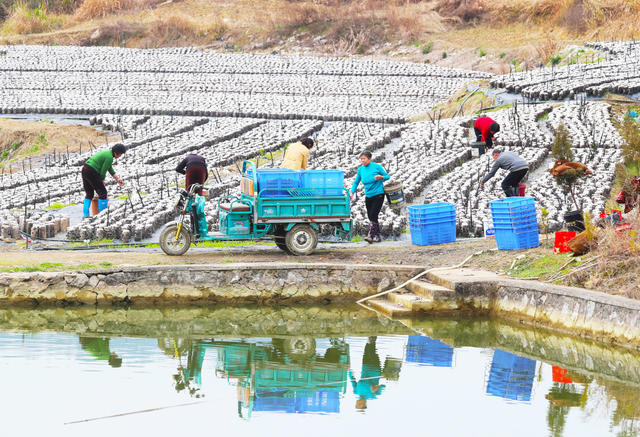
0,239,502,271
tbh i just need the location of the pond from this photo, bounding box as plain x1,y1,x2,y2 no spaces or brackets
1,306,639,437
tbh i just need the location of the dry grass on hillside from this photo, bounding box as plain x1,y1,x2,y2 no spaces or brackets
0,0,638,58
0,119,117,169
1,1,65,34
74,0,166,19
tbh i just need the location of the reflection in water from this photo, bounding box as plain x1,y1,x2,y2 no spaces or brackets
487,349,537,402
78,337,122,368
3,310,640,436
406,335,454,367
351,337,385,410
167,337,353,418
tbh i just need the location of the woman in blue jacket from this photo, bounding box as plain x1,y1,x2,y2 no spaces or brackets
350,151,390,243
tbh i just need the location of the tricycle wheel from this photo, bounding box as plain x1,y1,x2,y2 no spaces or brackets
282,336,316,359
285,224,318,256
275,238,290,253
159,223,191,256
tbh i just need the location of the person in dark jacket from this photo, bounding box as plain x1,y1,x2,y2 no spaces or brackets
176,154,208,195
480,148,529,197
474,117,501,151
82,144,125,218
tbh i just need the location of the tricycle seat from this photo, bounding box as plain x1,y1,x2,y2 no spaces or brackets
219,202,251,212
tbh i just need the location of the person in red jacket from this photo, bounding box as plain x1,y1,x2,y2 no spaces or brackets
175,154,208,195
474,117,500,152
616,176,640,213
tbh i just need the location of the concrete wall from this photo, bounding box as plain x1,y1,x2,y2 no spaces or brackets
0,263,422,306
428,268,640,349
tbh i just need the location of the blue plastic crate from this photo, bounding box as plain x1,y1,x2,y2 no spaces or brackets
492,215,539,229
300,170,345,196
494,227,540,250
409,210,456,222
256,169,300,197
493,222,539,233
491,210,537,223
408,203,456,220
409,216,456,228
490,197,536,211
410,220,456,246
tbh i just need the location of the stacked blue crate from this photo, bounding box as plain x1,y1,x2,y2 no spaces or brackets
407,203,456,246
489,197,539,250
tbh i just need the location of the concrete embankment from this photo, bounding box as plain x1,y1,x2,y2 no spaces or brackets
426,268,640,348
0,263,422,306
3,262,640,348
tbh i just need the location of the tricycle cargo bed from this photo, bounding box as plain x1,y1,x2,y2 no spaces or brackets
256,195,350,223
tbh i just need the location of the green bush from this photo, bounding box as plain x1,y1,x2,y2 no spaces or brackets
551,124,574,161
550,54,562,65
422,41,433,54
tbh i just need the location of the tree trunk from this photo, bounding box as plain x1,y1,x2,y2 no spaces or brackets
569,184,580,210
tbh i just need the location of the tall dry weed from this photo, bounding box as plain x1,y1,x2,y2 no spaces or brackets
387,2,444,38
535,36,559,62
434,0,484,23
575,211,640,297
152,14,226,43
75,0,164,19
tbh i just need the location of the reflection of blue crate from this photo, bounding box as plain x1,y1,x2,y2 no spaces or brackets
487,349,536,402
494,226,539,250
300,170,345,196
256,169,300,197
406,335,453,367
254,390,339,414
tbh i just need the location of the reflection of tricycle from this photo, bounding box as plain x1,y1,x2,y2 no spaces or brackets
159,160,352,256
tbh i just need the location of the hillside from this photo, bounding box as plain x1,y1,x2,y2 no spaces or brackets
0,0,638,73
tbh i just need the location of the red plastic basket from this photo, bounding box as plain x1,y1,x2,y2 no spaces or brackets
518,183,526,197
554,231,577,254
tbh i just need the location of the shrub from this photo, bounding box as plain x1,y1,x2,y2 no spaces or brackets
422,41,433,54
551,124,574,161
478,48,486,57
621,114,640,176
442,51,447,59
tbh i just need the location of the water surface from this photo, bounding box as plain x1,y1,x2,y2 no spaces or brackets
1,306,639,437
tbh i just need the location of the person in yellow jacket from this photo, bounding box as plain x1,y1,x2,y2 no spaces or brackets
280,137,314,170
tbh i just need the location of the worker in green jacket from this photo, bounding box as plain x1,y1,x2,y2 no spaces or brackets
82,144,126,217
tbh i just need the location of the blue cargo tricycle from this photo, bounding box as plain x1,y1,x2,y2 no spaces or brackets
159,160,352,256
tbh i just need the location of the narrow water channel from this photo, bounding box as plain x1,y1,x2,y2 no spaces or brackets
1,306,639,437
